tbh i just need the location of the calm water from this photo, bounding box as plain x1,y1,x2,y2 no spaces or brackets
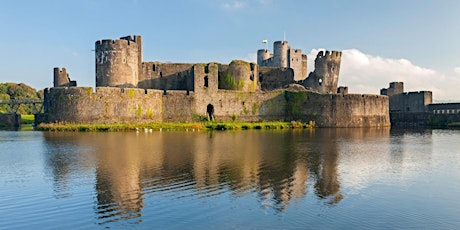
1,128,459,229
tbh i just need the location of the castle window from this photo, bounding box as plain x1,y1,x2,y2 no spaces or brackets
152,64,156,71
122,58,127,63
205,65,209,74
160,72,163,78
204,76,208,87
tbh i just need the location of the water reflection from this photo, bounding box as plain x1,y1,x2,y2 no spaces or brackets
43,128,392,224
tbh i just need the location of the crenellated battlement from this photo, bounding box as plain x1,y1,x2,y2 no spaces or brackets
317,50,342,59
44,35,389,127
95,39,139,48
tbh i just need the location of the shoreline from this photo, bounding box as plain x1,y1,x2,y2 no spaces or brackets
36,121,315,132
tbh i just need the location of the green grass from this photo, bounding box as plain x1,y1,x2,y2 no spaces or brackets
36,121,314,132
21,114,35,124
20,114,35,131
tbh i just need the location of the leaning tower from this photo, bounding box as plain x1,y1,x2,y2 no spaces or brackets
303,50,342,94
95,35,142,88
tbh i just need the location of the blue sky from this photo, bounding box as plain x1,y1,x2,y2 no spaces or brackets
1,0,459,100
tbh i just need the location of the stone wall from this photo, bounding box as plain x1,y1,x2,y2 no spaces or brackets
257,41,307,81
44,86,390,127
388,91,432,113
302,51,342,94
218,60,258,92
285,92,390,127
259,67,294,91
139,62,195,90
45,87,163,123
0,114,21,129
194,90,287,122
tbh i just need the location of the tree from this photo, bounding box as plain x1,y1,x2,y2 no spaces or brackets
0,82,41,114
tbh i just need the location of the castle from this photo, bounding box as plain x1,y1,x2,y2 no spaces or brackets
380,82,460,127
43,35,390,127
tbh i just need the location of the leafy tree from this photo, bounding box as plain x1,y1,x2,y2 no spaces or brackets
0,82,41,114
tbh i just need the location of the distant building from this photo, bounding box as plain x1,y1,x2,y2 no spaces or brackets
381,82,460,127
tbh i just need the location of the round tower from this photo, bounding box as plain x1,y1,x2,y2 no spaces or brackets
273,41,289,67
95,36,141,88
257,49,271,66
220,60,256,92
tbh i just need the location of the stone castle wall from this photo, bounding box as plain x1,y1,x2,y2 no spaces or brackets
389,91,432,113
43,35,390,128
44,86,389,127
285,92,389,127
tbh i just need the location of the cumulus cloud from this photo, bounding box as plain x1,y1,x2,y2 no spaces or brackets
307,49,460,101
222,1,246,10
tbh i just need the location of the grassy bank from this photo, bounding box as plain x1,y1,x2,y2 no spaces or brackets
21,114,35,131
36,121,314,132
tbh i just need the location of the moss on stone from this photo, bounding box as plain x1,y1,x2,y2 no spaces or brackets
136,105,142,117
238,79,245,90
219,72,236,90
129,89,135,98
252,103,259,115
147,108,153,118
285,91,307,118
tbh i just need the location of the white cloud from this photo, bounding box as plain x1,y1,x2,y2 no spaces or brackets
222,1,246,10
307,49,460,101
454,67,460,75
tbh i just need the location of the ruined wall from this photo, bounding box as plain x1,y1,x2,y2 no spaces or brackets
0,114,21,129
218,60,258,92
288,49,307,80
259,67,294,91
162,91,194,122
285,91,389,127
44,87,163,123
389,91,432,113
53,68,70,87
194,90,286,122
302,51,342,94
95,36,141,88
139,62,194,90
257,41,307,82
193,63,218,94
44,86,390,127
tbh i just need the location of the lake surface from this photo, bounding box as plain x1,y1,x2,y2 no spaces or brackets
1,128,459,229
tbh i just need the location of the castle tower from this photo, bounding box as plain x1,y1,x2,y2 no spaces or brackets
302,50,342,94
380,82,404,96
53,67,70,87
273,41,289,67
95,35,142,88
257,49,272,66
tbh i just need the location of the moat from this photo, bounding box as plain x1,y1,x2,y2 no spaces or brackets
1,128,459,229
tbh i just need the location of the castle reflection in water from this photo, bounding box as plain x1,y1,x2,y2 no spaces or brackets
42,128,395,223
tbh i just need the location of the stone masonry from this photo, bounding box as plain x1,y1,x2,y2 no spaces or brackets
43,35,390,127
